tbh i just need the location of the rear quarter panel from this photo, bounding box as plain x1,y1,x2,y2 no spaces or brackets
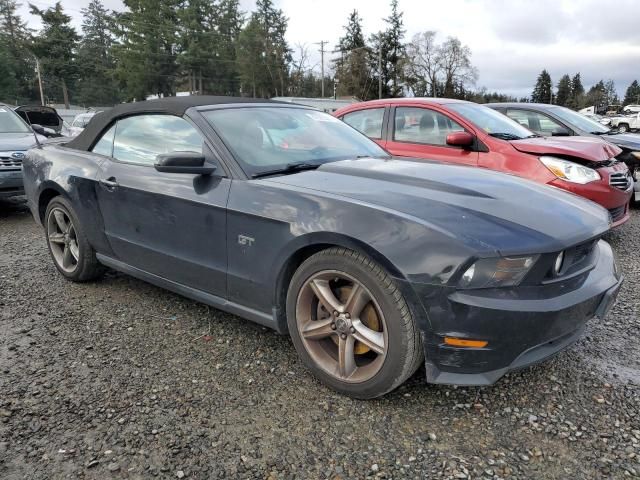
23,145,113,256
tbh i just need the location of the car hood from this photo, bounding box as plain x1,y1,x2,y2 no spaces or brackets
0,132,41,151
509,135,621,161
605,133,640,151
265,157,610,255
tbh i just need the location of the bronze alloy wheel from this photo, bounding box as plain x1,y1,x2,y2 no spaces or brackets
47,207,80,274
295,270,388,383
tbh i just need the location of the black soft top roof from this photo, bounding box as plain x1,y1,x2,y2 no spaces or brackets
66,96,280,151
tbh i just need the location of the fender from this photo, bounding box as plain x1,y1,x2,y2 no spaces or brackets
270,232,431,334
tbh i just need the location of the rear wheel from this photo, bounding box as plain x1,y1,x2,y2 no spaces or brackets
618,123,629,133
45,197,104,282
287,248,423,399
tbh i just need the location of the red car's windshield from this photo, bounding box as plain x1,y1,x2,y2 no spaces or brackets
448,103,535,141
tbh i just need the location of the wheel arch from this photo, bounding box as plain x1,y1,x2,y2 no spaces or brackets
272,232,411,334
37,182,69,224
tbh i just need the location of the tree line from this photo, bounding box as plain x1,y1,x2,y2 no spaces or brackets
5,0,635,110
531,69,640,110
0,0,493,107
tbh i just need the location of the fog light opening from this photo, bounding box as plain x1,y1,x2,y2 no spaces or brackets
554,251,565,275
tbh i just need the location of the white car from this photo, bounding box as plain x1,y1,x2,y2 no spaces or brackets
68,112,97,136
623,104,640,114
610,112,640,133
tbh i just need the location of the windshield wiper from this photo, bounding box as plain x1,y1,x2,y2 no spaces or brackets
488,132,523,140
251,161,321,179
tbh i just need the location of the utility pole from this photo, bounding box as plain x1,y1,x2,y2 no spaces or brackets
378,46,382,99
315,41,328,98
377,31,383,99
35,57,45,106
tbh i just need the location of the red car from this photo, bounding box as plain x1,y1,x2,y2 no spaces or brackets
334,99,633,227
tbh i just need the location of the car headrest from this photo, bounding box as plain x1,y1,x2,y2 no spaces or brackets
419,113,435,130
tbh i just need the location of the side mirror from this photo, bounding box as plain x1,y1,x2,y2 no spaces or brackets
154,151,216,175
551,127,571,137
446,131,475,148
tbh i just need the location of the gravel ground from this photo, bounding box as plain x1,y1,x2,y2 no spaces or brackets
1,196,639,480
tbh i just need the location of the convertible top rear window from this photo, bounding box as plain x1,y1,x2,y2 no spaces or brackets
202,107,389,177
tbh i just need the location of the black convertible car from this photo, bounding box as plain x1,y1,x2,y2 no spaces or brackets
22,97,622,398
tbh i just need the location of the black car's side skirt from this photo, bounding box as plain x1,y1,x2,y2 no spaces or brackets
96,254,280,332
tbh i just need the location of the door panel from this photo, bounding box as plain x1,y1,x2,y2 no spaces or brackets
386,106,478,166
94,114,230,297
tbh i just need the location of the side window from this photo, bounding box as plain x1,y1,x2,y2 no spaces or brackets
394,107,464,146
112,114,204,166
342,108,385,139
91,124,116,157
506,109,564,135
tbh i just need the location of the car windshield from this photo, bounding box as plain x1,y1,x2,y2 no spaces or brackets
447,103,534,140
548,106,609,134
0,106,31,133
202,106,390,176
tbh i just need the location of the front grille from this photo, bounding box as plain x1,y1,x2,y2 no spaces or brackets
0,156,22,170
610,172,631,190
608,205,626,222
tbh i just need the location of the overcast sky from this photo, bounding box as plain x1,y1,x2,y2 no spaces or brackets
22,0,640,98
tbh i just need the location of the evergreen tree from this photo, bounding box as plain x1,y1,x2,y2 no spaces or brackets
604,79,619,106
76,0,118,106
571,73,584,97
567,72,584,109
237,0,290,97
257,0,291,96
178,0,215,95
585,80,607,112
333,10,372,99
0,0,34,103
381,0,405,97
213,0,243,95
623,80,640,106
236,16,263,97
30,2,79,108
531,69,552,103
114,0,181,100
555,74,571,106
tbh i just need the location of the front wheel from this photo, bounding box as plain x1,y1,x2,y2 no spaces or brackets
618,123,629,133
287,248,423,399
45,196,104,282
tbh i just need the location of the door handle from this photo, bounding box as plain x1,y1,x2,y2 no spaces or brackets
99,177,118,190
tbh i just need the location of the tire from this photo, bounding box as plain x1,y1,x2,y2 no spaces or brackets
286,247,423,399
44,196,104,282
618,123,629,133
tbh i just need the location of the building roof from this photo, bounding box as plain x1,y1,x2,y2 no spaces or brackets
487,102,555,109
66,96,280,151
356,97,472,107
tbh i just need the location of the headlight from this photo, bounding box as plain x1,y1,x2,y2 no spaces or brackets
458,255,539,289
540,156,600,184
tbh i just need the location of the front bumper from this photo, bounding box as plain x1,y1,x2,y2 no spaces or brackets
0,170,24,198
415,240,621,386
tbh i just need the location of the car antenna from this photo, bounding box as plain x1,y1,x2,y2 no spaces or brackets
24,110,43,148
